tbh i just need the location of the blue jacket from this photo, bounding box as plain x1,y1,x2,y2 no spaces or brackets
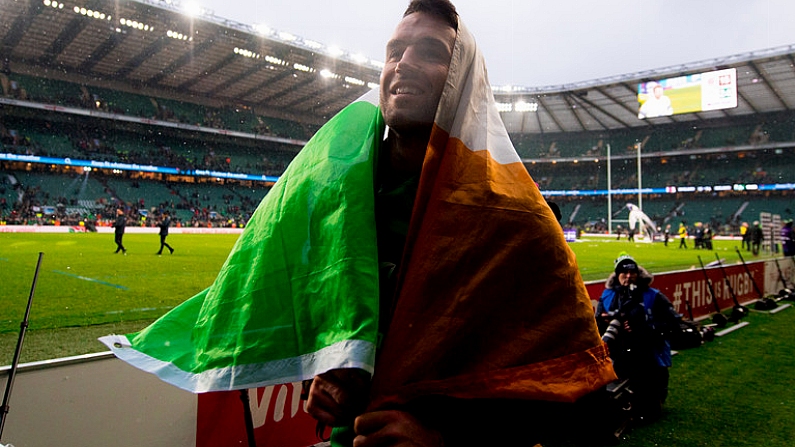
600,286,672,368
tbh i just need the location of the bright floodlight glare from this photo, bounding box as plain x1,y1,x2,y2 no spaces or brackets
278,31,296,41
182,1,202,17
515,101,538,112
495,102,512,112
303,39,323,49
327,46,344,58
344,76,364,86
253,24,271,35
351,53,368,64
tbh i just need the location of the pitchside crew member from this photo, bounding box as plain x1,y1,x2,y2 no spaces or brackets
156,211,175,255
596,252,680,423
113,208,127,254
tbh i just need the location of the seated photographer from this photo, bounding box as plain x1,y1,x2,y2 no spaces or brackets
596,253,680,423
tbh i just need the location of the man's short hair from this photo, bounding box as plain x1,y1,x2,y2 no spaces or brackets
404,0,459,31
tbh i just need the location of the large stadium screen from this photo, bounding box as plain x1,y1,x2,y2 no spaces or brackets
637,68,737,119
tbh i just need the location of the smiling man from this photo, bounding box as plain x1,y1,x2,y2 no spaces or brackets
306,0,616,445
379,5,456,176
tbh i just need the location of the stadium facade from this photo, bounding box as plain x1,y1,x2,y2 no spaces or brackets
1,0,794,234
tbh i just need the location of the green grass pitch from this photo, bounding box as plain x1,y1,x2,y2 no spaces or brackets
1,232,239,334
0,232,773,336
1,232,793,446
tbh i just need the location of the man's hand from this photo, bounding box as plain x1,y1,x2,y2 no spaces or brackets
353,410,444,447
623,319,633,333
306,368,371,427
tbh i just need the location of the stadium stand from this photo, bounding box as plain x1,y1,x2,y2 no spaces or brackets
1,0,794,235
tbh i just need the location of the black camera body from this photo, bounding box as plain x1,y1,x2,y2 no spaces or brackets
599,285,651,349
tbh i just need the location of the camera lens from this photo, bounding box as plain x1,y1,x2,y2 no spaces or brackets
602,319,622,342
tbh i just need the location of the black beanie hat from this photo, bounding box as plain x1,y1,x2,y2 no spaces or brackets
614,252,639,274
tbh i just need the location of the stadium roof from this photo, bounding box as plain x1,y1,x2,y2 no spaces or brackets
3,0,795,133
494,44,795,135
0,0,382,124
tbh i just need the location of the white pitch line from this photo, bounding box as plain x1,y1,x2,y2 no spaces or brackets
715,321,750,337
770,303,792,314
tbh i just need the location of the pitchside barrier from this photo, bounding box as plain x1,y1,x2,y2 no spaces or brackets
1,259,793,447
584,259,791,320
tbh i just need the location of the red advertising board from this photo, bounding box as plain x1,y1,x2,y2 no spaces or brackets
197,382,320,447
585,261,765,320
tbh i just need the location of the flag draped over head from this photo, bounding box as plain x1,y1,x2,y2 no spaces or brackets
100,19,614,402
100,92,386,392
367,21,616,408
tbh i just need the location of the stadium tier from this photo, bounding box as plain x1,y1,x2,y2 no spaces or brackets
1,0,794,232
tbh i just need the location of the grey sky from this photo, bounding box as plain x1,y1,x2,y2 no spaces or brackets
194,0,795,87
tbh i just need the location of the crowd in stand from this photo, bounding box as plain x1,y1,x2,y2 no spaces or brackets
0,166,263,228
1,117,293,177
1,72,314,140
3,72,794,233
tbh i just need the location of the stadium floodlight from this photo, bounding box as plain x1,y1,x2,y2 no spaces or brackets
351,53,368,64
495,102,512,112
493,85,515,93
253,24,271,36
181,1,203,17
367,82,379,90
320,69,339,80
120,18,154,32
278,31,297,42
326,46,344,58
303,40,324,50
234,47,260,59
264,55,285,65
344,76,365,86
515,101,538,112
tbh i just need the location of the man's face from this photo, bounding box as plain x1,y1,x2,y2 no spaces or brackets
618,271,638,287
653,85,664,99
379,12,456,132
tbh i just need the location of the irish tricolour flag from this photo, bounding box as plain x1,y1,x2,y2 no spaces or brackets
102,20,615,405
100,90,385,392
